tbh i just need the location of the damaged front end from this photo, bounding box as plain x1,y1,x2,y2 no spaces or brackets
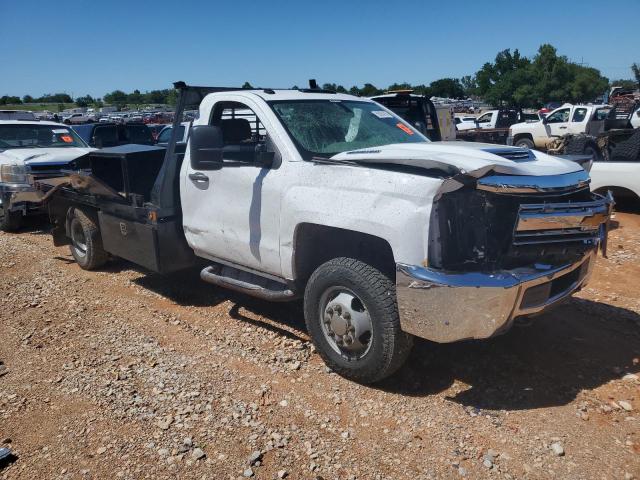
396,168,613,343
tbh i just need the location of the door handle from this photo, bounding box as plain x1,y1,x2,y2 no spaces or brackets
559,126,568,129
189,172,209,183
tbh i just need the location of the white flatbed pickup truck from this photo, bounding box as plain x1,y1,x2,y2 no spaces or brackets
38,82,612,383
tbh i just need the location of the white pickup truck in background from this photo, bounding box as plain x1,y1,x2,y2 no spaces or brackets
508,104,611,150
0,121,93,231
38,82,612,383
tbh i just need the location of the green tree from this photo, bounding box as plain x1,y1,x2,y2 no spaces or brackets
359,83,382,97
22,95,34,103
459,75,477,97
387,82,412,92
631,63,640,87
428,78,465,98
75,95,95,108
0,95,22,105
475,48,532,107
127,89,143,105
35,93,72,103
103,90,128,106
475,44,608,108
242,81,253,89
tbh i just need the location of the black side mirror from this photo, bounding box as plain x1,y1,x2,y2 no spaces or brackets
190,125,223,170
254,144,275,168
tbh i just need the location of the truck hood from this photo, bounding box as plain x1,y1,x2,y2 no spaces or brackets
331,142,581,177
0,147,93,167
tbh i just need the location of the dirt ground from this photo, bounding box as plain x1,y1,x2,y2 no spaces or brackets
0,213,639,480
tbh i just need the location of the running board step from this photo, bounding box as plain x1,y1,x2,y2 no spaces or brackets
200,265,297,302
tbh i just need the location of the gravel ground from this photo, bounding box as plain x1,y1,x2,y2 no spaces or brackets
0,213,639,480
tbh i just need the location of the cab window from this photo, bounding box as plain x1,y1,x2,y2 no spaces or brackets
210,102,266,163
476,113,491,123
572,108,588,122
546,108,570,123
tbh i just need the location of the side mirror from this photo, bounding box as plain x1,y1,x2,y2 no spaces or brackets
254,144,275,168
190,125,223,170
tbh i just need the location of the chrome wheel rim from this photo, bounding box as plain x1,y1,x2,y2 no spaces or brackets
319,287,373,359
70,219,87,257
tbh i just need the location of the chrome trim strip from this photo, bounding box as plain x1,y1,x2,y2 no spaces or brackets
395,250,596,343
476,170,590,194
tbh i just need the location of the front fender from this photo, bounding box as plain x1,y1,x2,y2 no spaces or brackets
280,175,442,279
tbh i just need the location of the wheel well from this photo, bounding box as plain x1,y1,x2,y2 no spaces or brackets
593,186,639,199
594,186,640,211
513,133,533,142
293,224,396,284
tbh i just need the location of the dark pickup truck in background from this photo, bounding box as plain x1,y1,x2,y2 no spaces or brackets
72,123,154,148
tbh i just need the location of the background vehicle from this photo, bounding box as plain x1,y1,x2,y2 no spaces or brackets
0,121,92,231
456,109,533,144
146,124,167,141
0,110,37,121
72,123,154,148
455,116,477,131
63,112,92,125
155,121,190,145
371,91,456,141
38,82,610,384
508,104,611,150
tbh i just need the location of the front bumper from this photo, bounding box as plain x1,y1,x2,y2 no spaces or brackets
396,250,596,343
0,183,37,216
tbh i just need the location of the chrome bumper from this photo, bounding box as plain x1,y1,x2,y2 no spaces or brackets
396,250,596,343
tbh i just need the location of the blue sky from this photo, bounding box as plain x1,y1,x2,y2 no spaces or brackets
2,0,639,98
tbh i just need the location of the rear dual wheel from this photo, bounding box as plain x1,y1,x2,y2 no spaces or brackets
69,208,108,270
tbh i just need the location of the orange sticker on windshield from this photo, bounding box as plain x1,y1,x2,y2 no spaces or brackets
60,135,73,143
396,123,414,135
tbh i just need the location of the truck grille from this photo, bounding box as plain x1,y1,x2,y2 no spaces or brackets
513,200,608,246
428,181,607,272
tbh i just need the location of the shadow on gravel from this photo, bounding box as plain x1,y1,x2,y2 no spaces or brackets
132,266,308,339
10,215,51,235
377,298,640,411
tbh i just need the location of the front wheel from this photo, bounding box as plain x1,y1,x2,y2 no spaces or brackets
304,257,413,384
515,137,535,149
0,209,22,232
68,208,109,270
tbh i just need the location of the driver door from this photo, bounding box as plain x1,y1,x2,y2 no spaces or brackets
181,99,284,276
543,107,571,146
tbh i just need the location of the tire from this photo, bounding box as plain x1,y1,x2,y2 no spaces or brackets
68,208,108,270
303,257,413,384
564,134,601,161
0,209,22,232
514,137,534,149
610,129,640,162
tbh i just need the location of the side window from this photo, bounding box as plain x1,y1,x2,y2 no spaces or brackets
476,113,491,123
211,102,266,162
92,126,118,147
546,108,570,123
572,108,588,122
156,127,172,144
